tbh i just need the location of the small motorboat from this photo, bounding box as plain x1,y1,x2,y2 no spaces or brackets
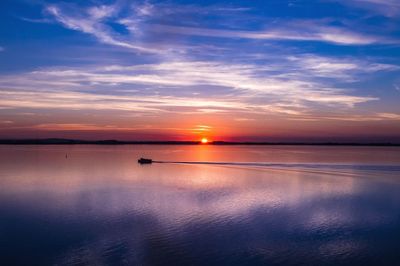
138,158,153,164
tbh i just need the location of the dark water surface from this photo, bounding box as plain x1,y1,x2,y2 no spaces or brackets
0,145,400,265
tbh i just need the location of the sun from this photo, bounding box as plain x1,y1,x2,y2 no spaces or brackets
201,137,208,144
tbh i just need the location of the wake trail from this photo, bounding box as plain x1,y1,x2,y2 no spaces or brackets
152,161,400,172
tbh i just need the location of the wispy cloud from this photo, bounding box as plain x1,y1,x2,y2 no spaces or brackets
45,3,159,53
141,22,388,45
0,89,247,115
3,62,376,105
1,86,397,126
18,16,52,24
302,112,400,121
336,0,400,17
32,123,158,131
0,56,387,118
286,54,399,80
0,46,4,52
42,1,395,53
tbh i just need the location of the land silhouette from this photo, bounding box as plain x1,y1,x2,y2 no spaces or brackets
0,138,399,146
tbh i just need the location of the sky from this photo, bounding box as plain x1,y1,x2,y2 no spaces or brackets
0,0,400,142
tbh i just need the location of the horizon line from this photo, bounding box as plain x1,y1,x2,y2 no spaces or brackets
1,138,399,146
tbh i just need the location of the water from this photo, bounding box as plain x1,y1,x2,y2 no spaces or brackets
0,145,399,265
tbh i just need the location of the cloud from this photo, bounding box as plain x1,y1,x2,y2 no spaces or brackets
141,22,388,46
45,4,159,53
286,54,399,80
7,61,376,108
42,1,394,55
0,89,248,115
0,56,384,120
305,112,400,121
18,17,52,24
234,118,255,121
2,55,400,125
0,46,4,52
32,123,156,131
336,0,400,17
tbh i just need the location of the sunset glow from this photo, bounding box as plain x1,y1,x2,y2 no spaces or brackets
201,138,209,144
0,0,399,142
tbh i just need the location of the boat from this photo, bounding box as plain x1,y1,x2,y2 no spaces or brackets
138,158,153,164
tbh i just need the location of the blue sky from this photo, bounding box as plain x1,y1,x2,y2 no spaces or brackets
0,0,400,141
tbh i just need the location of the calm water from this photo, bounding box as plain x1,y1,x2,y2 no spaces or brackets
0,145,400,265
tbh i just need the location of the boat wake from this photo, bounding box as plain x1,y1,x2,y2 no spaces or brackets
152,160,400,172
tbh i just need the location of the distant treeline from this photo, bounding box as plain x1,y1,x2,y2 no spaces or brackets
0,138,399,146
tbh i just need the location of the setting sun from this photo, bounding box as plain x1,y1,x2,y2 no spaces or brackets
201,137,208,144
